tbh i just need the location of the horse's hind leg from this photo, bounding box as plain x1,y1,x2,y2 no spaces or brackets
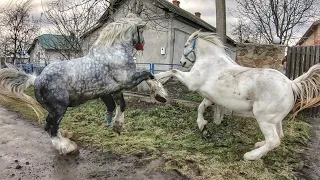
255,121,284,148
244,103,288,160
244,120,280,161
41,87,78,155
46,104,77,155
276,121,284,139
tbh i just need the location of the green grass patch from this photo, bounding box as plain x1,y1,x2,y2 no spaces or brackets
0,88,311,180
181,92,203,102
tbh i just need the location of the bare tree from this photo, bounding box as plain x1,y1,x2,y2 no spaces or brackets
0,0,40,64
231,0,320,45
42,0,109,59
230,19,265,43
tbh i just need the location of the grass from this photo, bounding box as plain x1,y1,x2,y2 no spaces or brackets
0,88,311,180
181,92,203,102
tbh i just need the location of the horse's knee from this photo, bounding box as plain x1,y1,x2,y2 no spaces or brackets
266,138,280,149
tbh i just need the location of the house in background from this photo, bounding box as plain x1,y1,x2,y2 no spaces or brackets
28,34,80,66
82,0,236,71
296,20,320,46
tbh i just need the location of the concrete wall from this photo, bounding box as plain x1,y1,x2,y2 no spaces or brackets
236,43,285,72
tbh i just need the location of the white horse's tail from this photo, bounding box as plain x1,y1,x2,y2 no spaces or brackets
0,67,43,121
291,64,320,117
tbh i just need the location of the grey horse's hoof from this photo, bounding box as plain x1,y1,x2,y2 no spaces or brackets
105,114,113,128
113,121,123,135
155,94,167,103
147,79,168,103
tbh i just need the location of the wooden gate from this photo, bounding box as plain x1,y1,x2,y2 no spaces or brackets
286,46,320,117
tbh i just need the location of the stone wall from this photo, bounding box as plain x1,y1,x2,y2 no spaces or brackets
236,43,285,72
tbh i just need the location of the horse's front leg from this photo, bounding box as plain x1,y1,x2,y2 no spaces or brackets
197,98,213,131
155,69,199,91
101,94,116,128
112,92,126,134
129,71,168,103
129,71,154,87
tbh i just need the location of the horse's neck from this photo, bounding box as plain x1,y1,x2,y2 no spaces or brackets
89,40,134,61
192,54,237,75
192,40,237,74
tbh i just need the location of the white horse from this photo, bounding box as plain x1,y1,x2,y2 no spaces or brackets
155,30,320,161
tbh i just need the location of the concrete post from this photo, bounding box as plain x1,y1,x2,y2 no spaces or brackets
216,0,226,44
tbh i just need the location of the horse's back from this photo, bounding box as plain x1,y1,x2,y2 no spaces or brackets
199,66,294,112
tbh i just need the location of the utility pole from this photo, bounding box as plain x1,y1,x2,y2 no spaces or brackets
216,0,226,44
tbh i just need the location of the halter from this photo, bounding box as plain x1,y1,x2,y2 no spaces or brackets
135,26,144,51
183,39,197,63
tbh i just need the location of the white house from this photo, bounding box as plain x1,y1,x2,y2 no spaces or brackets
28,34,80,66
82,0,236,72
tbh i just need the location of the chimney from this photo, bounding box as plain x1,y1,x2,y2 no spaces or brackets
195,12,201,18
172,0,180,7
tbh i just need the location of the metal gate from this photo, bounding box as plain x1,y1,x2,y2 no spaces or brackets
286,46,320,117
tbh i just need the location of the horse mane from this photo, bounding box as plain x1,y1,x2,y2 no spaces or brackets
187,30,225,49
94,13,146,48
188,30,237,64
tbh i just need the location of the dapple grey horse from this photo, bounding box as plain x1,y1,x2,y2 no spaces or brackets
0,13,167,155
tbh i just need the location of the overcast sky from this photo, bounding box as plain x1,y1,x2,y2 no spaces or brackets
0,0,312,43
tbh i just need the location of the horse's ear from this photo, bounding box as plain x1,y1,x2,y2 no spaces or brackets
137,23,147,30
192,34,198,40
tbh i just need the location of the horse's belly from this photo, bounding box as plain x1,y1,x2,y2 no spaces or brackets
198,89,253,112
214,96,252,112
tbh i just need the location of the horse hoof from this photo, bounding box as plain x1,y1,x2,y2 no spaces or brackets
155,94,167,103
61,140,79,155
113,121,123,135
243,151,262,161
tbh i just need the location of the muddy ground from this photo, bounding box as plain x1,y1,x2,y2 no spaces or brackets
295,118,320,180
0,105,189,180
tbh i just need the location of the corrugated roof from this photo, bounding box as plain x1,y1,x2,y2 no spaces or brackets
28,34,78,53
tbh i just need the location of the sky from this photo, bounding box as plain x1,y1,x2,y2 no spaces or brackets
0,0,313,44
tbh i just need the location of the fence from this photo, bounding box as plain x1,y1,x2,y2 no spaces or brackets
15,63,45,75
13,62,181,75
286,46,320,117
135,63,181,74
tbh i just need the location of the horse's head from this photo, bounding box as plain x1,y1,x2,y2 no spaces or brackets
180,30,226,68
94,13,147,50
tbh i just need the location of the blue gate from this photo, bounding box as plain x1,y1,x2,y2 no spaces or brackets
13,62,181,75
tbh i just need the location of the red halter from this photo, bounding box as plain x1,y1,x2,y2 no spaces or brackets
135,27,144,51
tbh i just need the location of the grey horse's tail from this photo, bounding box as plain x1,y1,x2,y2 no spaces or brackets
291,64,320,117
0,66,43,121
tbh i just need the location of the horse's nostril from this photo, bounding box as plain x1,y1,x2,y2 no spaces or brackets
183,62,187,66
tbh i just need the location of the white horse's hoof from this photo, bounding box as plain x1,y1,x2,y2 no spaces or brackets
254,141,265,148
243,151,262,161
197,120,207,131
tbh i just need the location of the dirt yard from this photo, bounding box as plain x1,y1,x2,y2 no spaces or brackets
0,105,188,180
295,118,320,180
